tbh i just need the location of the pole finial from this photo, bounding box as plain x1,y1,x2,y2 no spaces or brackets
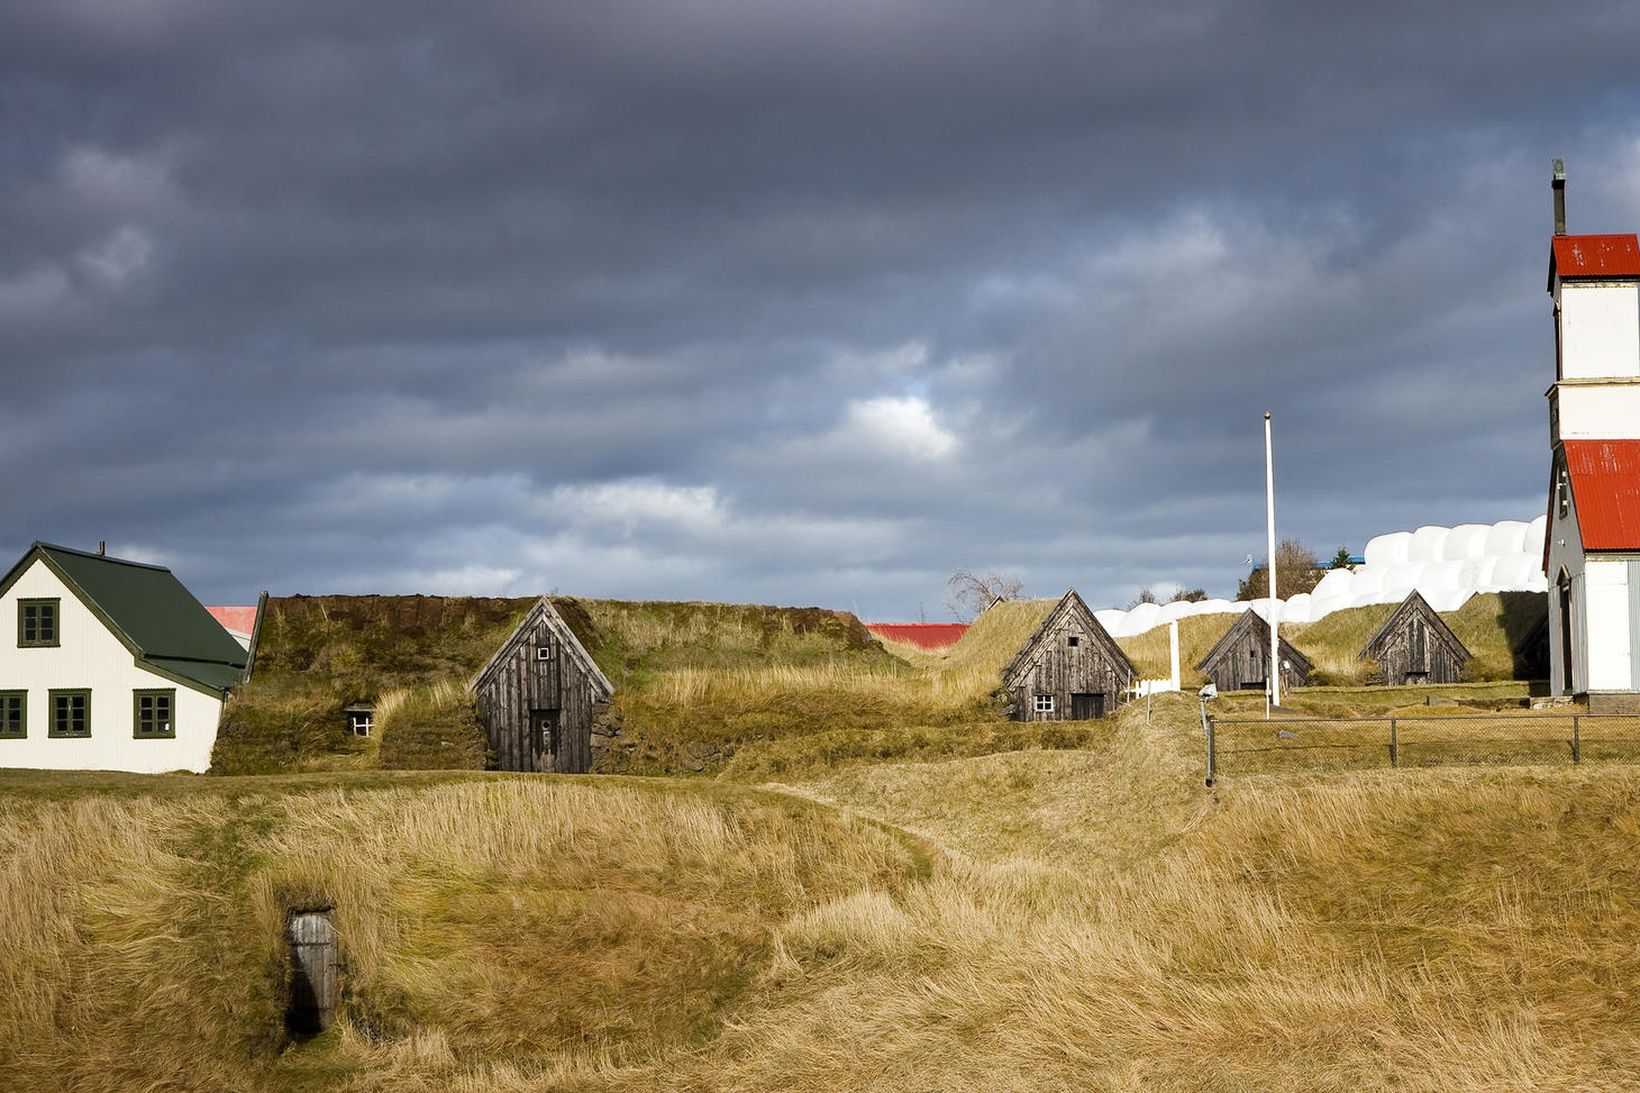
1553,158,1567,236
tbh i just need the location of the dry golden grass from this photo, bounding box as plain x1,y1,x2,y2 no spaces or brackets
0,775,922,1091
7,654,1636,1090
580,696,1638,1092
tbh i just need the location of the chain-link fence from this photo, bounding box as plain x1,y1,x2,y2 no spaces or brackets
1203,713,1640,783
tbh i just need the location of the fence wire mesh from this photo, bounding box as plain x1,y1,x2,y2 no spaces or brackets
1205,713,1640,778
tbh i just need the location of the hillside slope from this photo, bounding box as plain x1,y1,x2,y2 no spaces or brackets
0,771,924,1091
9,698,1638,1090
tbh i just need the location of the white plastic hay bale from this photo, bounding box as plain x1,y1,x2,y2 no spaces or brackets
1484,519,1530,557
1158,599,1196,624
1306,594,1351,624
1489,553,1541,590
1280,593,1313,623
1408,525,1450,563
1363,530,1412,568
1118,602,1162,636
1348,566,1387,596
1424,588,1475,612
1442,524,1490,560
1418,559,1468,594
1095,609,1125,632
1310,567,1354,599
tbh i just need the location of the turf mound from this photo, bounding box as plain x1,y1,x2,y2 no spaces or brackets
212,595,535,774
0,774,924,1091
215,595,915,776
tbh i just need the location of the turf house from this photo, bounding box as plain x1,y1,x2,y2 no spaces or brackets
1002,588,1133,721
1195,608,1312,694
1359,590,1471,685
470,595,614,772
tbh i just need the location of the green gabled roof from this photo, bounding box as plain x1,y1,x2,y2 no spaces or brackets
0,542,250,697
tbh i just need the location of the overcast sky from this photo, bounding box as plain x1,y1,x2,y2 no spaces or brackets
5,2,1640,618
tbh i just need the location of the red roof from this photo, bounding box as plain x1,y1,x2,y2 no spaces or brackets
867,622,970,650
1565,440,1640,551
1551,234,1640,282
206,605,259,635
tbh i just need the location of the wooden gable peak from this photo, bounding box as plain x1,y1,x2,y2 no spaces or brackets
1195,608,1314,676
469,596,614,699
1358,589,1471,664
1001,588,1133,689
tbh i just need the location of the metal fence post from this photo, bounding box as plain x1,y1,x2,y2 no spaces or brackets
1389,718,1397,768
1573,715,1581,764
1205,715,1216,787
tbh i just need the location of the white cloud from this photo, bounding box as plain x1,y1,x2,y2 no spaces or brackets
548,479,725,535
835,395,957,461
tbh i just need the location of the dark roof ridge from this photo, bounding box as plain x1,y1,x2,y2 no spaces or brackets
34,541,172,573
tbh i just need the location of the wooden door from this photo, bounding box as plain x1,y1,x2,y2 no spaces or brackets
1070,693,1103,720
287,910,338,1035
531,709,561,772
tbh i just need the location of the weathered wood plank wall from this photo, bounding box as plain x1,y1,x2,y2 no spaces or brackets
472,600,609,773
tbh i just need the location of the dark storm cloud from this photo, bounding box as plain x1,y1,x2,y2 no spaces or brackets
3,1,1639,614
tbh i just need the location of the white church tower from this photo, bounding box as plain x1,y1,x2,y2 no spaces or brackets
1544,160,1640,710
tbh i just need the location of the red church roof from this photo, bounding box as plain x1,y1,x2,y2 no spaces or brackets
1565,440,1640,552
206,605,259,635
1551,234,1640,282
867,622,970,650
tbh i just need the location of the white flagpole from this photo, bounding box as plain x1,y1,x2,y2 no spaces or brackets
1265,411,1280,714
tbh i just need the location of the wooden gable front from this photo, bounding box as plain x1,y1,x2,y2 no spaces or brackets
1195,609,1312,693
1002,590,1133,721
470,597,613,774
1359,590,1471,685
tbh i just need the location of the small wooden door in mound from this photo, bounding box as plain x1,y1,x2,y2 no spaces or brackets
287,910,339,1036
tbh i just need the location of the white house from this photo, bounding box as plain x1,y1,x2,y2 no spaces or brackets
1543,167,1640,712
0,542,256,773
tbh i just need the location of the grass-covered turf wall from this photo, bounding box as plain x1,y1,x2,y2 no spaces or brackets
214,595,1000,776
212,596,534,775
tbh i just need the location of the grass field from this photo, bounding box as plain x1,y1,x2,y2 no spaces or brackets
11,585,1626,1090
7,693,1639,1090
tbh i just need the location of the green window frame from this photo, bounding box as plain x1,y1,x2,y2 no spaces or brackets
18,598,61,648
133,689,177,739
0,691,25,739
48,689,91,738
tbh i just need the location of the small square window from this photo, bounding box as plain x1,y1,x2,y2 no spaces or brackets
347,709,374,736
0,691,25,739
19,599,60,648
133,689,176,739
1066,635,1080,647
536,646,553,661
48,689,90,738
1034,694,1055,713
